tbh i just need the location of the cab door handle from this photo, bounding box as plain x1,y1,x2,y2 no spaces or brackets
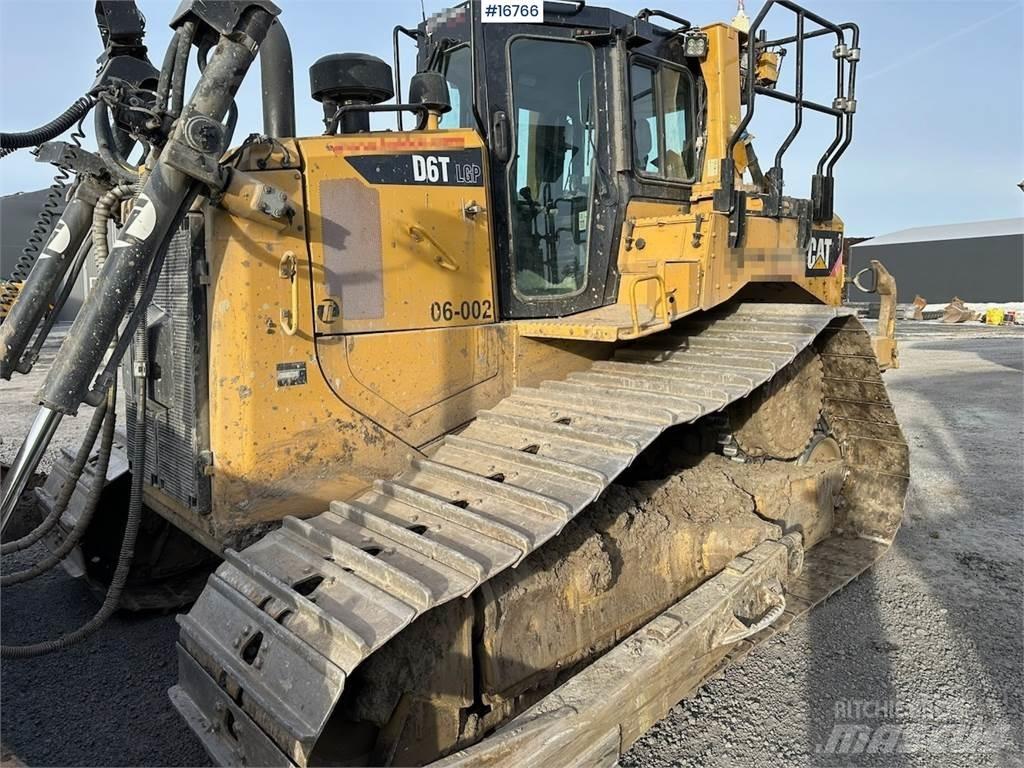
409,225,459,272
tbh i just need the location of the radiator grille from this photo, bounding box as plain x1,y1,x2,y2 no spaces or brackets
125,213,210,515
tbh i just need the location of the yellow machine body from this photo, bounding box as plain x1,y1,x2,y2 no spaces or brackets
150,21,851,549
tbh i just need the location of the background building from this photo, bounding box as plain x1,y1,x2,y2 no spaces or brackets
848,218,1024,304
1,187,86,321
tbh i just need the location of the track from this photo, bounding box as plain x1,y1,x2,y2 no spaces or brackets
169,304,909,767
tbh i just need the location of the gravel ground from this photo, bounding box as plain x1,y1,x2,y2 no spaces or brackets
0,325,126,477
2,322,1022,767
623,327,1024,767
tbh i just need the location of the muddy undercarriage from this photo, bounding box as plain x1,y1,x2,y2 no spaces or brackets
170,307,909,768
328,448,843,765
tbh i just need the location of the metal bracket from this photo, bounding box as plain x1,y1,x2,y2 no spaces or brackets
95,0,148,61
728,192,748,248
162,139,229,192
691,213,705,248
170,0,281,34
35,141,135,185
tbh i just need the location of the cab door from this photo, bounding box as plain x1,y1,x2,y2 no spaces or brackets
480,14,619,319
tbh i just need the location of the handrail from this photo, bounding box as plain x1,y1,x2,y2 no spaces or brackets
325,103,428,135
720,1,859,221
636,8,692,31
823,22,860,176
625,274,670,339
546,1,586,16
409,225,460,271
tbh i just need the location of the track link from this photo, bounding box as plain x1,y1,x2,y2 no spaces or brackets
170,304,909,767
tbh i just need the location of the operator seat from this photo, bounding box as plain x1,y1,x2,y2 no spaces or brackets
634,117,653,172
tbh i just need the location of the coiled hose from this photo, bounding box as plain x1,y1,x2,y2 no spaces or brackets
0,394,108,555
0,94,95,151
92,184,136,270
2,375,145,658
1,383,117,588
1,114,90,316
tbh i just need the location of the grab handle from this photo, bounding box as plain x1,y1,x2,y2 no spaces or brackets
409,225,459,272
279,250,299,336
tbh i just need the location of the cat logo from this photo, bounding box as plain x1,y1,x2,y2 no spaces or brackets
805,230,843,277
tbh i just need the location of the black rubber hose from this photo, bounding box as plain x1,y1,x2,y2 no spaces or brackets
154,30,182,117
0,395,108,555
2,381,144,658
169,22,197,120
94,103,139,179
0,95,95,150
0,167,72,316
17,234,94,375
0,383,116,587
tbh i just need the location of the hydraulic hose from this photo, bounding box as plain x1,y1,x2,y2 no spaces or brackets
16,234,94,375
169,22,197,120
1,382,116,588
1,113,90,324
1,325,144,659
154,29,182,119
0,394,108,555
0,95,96,150
92,184,136,270
94,103,140,180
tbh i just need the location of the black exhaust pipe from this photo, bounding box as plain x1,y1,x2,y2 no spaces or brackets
260,19,295,138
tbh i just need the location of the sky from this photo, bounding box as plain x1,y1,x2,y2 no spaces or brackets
1,0,1022,236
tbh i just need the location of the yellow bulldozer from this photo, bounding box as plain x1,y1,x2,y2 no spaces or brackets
0,0,907,765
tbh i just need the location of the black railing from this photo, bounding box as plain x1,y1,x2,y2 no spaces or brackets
719,0,860,221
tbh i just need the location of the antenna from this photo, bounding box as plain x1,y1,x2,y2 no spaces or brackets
420,0,427,22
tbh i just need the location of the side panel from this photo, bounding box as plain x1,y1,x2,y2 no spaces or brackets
316,324,510,450
204,170,415,540
301,131,494,335
701,210,844,307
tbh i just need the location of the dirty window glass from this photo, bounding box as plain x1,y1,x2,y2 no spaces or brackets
630,64,660,174
631,59,695,181
660,68,694,179
508,38,595,299
441,46,473,129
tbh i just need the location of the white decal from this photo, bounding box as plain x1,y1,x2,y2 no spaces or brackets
39,221,71,260
807,236,834,271
453,162,482,185
413,154,452,183
124,193,157,241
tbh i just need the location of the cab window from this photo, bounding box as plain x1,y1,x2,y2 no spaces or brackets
508,38,595,299
440,46,474,129
630,59,695,180
630,64,660,174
